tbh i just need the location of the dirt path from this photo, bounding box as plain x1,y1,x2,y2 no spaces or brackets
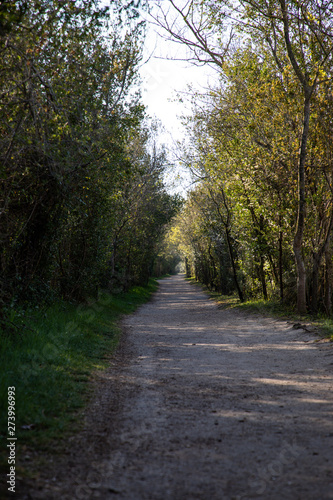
21,275,333,499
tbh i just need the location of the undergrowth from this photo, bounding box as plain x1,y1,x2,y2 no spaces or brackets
187,278,333,340
235,299,333,339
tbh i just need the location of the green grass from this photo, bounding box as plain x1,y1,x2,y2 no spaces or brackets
235,298,333,338
0,279,158,475
187,278,333,340
235,298,296,317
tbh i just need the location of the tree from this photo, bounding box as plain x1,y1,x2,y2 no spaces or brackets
1,0,178,308
154,0,333,313
0,0,27,35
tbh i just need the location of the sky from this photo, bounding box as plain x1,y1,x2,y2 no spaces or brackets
137,7,217,194
140,27,204,137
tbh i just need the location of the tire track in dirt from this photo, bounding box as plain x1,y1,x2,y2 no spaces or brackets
98,275,333,500
20,274,333,500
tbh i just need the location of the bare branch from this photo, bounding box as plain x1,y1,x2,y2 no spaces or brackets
149,0,233,68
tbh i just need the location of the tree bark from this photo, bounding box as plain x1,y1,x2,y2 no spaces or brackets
310,211,333,314
310,252,321,315
185,256,191,278
324,246,333,317
225,227,244,302
279,228,284,302
208,187,244,302
292,95,311,314
259,256,268,300
279,0,317,313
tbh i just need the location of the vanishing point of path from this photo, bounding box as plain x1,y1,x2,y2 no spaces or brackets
22,275,333,500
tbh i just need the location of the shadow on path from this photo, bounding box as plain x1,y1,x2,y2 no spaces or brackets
19,275,333,500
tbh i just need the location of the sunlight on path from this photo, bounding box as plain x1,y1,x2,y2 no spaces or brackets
98,275,333,500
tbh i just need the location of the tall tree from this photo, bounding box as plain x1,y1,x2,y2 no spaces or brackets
1,0,172,304
155,0,333,312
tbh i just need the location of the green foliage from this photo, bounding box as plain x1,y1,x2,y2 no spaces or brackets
169,184,243,296
171,7,333,314
0,1,178,311
0,0,27,35
152,0,333,315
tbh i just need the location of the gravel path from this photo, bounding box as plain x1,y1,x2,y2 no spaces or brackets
21,275,333,499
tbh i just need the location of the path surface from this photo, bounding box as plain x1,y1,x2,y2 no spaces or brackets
21,275,333,499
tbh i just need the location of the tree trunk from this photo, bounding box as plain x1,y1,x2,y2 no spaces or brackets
279,229,284,302
324,246,333,316
259,256,268,300
279,0,315,313
207,186,244,301
310,252,321,314
293,96,311,314
208,243,217,289
225,227,244,302
311,211,333,314
185,257,191,278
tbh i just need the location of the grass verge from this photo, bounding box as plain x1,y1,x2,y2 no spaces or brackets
235,299,333,339
0,279,158,484
187,278,333,340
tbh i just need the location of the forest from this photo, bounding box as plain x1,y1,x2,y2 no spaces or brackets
0,0,181,323
1,1,333,494
0,0,186,443
1,0,333,323
155,0,333,316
